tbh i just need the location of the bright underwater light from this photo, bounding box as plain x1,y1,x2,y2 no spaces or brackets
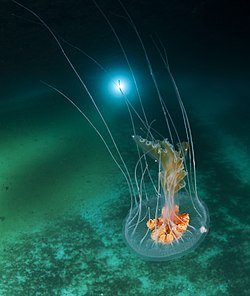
106,71,132,99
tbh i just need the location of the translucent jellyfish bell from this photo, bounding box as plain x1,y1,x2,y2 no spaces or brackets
123,136,209,261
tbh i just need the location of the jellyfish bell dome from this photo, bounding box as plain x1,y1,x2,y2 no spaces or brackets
123,192,209,261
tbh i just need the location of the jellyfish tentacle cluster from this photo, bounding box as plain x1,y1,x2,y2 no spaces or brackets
146,206,190,244
133,135,190,244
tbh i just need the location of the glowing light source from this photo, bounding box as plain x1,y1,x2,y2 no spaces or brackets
116,79,124,93
110,76,129,96
106,71,132,99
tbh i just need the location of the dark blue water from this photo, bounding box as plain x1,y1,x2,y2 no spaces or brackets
0,1,249,295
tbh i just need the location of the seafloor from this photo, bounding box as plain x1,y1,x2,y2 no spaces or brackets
1,0,249,295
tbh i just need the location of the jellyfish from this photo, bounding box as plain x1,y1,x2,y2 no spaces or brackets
124,134,209,260
12,0,209,261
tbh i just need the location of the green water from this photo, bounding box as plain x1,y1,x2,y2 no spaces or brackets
0,0,249,295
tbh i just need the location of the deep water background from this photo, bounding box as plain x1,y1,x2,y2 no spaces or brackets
0,0,249,295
